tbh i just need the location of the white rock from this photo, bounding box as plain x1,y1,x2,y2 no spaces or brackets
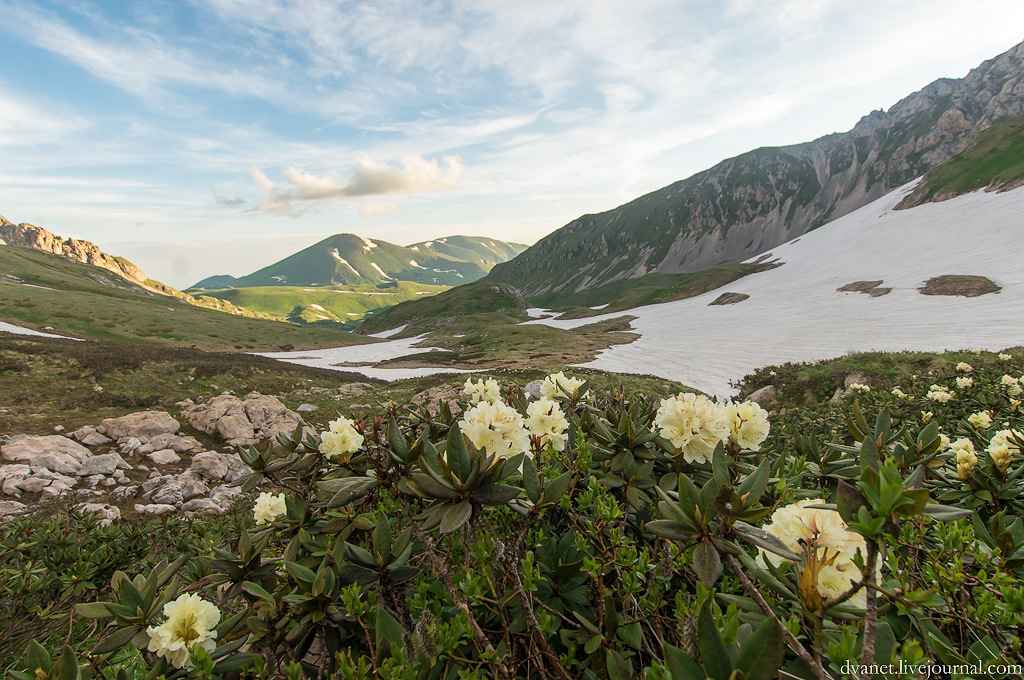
0,499,28,517
111,485,139,502
134,503,177,516
1,435,91,474
77,503,120,526
147,449,181,465
100,411,179,440
76,453,130,477
80,432,113,447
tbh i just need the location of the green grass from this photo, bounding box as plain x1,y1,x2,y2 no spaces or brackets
187,281,449,325
356,281,528,336
536,261,778,317
899,111,1024,207
0,246,372,351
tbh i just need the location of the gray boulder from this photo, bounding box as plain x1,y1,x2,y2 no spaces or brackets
1,435,91,474
100,411,179,440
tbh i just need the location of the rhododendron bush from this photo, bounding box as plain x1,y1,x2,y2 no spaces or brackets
10,360,1024,680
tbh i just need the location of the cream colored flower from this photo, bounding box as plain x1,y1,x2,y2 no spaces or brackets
987,430,1021,473
950,438,977,479
1012,399,1022,413
722,400,770,451
938,433,951,451
1002,375,1022,396
463,377,501,405
921,411,934,424
760,500,876,608
460,400,530,461
956,376,974,389
849,383,870,394
319,416,364,462
999,353,1013,361
968,411,992,430
525,398,569,451
654,393,729,464
253,492,286,525
956,362,973,373
540,372,588,400
926,385,954,403
147,593,220,669
891,388,907,399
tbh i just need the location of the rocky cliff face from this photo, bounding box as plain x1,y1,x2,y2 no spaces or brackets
488,41,1024,300
0,216,153,289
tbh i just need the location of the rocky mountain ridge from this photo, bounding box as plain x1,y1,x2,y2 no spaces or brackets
487,41,1024,300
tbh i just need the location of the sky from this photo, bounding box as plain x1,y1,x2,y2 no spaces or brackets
1,1,1022,289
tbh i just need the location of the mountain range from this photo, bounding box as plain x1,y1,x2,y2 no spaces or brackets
486,41,1024,302
192,234,526,289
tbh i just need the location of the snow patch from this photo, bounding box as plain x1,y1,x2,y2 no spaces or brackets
0,320,81,340
332,249,360,276
409,259,428,269
310,304,327,312
369,262,392,280
525,182,1024,397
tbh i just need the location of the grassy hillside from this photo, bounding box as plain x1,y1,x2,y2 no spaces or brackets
355,281,528,335
0,245,371,351
898,111,1024,208
185,281,449,326
406,235,528,271
532,260,780,316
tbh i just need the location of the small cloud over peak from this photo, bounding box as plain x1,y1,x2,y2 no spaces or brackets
359,200,400,217
250,153,463,216
212,189,246,207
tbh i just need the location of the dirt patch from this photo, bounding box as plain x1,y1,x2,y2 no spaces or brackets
837,280,892,297
918,275,1000,297
709,292,750,306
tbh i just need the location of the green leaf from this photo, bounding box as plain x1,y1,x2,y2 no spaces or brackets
523,455,541,503
284,561,317,584
584,634,603,655
618,621,642,651
860,436,880,474
697,600,731,680
472,483,522,505
605,649,631,680
540,471,574,506
712,442,731,489
835,480,868,524
91,626,138,655
439,500,473,534
733,523,799,561
373,515,393,560
647,519,696,542
664,644,705,680
692,541,723,587
212,654,260,673
376,606,406,646
52,647,80,680
74,602,112,620
446,422,472,483
388,414,409,457
736,458,769,508
24,641,50,674
922,504,973,521
736,617,783,680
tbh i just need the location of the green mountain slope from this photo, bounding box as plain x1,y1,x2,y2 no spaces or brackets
406,235,528,272
190,281,449,325
0,245,371,351
190,274,237,289
897,111,1024,208
487,41,1024,299
231,233,503,287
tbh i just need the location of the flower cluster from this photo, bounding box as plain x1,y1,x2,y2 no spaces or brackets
460,400,531,460
654,393,769,462
950,438,978,479
253,491,286,525
956,376,974,389
722,400,771,451
760,500,874,608
540,371,588,400
1001,374,1022,396
891,387,908,399
318,416,364,463
987,429,1022,473
926,385,955,403
849,383,871,394
147,593,221,669
956,362,973,373
525,397,570,451
463,377,501,405
1000,353,1013,361
968,411,992,430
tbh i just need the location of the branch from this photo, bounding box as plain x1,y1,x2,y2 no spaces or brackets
725,554,832,680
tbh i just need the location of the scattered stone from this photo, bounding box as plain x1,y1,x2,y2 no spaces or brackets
709,292,750,305
119,437,143,456
137,464,149,473
1,435,91,474
182,394,305,446
102,478,117,487
111,485,139,502
53,425,65,433
844,373,870,389
100,411,179,440
85,475,106,488
524,380,543,400
150,475,209,505
182,498,223,516
336,383,374,397
77,453,131,477
71,425,97,441
135,433,203,455
78,503,120,526
80,432,113,447
410,385,463,416
0,499,28,518
297,403,317,413
189,451,250,483
147,449,181,465
837,280,891,297
134,503,177,516
210,484,243,507
919,274,1001,297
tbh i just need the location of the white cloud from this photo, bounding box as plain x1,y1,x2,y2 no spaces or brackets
251,154,463,215
359,200,400,217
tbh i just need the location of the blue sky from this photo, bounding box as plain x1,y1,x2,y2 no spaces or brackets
1,0,1022,288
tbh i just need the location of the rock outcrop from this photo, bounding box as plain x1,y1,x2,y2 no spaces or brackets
181,392,306,446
